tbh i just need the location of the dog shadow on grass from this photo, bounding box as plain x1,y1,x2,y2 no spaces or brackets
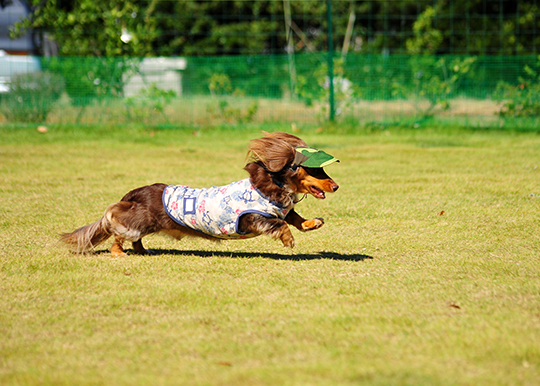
95,249,374,261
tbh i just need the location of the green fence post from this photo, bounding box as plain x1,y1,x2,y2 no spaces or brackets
327,0,335,121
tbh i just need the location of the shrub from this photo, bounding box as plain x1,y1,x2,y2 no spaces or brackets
392,56,477,118
494,57,540,118
0,71,65,123
208,73,234,96
206,99,259,123
41,57,139,108
124,83,177,123
296,58,360,121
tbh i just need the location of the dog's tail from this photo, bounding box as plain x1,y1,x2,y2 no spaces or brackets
60,208,113,253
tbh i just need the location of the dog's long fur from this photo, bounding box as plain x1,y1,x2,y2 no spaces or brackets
60,132,339,256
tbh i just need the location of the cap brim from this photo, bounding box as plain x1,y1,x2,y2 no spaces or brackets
295,147,339,168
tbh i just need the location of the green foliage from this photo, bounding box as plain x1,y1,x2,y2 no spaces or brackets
402,2,479,118
124,84,177,123
392,56,477,117
206,72,259,123
149,0,283,55
403,0,539,55
0,71,64,122
405,5,443,54
183,56,286,98
296,58,360,120
206,99,259,123
208,73,234,96
494,57,540,118
12,0,158,56
41,57,140,108
13,0,540,57
341,54,398,100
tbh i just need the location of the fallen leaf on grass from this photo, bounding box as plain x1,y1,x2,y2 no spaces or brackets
449,303,461,309
439,211,445,216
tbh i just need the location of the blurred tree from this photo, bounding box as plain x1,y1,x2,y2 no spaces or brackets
11,0,158,56
10,0,540,56
404,0,539,55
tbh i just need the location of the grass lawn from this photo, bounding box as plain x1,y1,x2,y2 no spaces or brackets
1,124,539,385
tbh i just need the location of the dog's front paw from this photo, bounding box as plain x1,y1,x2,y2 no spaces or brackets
301,218,324,231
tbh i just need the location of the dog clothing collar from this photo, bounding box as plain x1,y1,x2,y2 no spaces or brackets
294,147,339,168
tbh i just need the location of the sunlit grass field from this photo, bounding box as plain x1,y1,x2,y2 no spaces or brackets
1,124,539,385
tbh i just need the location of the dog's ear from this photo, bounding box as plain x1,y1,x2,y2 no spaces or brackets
247,137,296,172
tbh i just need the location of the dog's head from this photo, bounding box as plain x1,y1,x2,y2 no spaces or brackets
246,132,339,199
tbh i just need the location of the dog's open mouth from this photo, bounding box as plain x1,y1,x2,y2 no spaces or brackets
309,185,326,199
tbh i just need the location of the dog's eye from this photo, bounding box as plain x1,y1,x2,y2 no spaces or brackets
303,167,328,179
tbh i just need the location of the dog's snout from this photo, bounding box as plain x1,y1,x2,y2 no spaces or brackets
331,184,339,192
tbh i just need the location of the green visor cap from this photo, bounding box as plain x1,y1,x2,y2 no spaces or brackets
294,147,340,168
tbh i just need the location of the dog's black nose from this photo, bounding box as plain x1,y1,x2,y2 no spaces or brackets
331,184,339,192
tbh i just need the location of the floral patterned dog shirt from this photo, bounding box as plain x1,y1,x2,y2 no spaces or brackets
162,178,292,239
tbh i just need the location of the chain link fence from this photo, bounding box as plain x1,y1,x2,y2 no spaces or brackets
1,53,538,128
1,0,539,129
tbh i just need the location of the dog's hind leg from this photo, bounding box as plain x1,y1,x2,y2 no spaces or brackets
106,201,146,256
111,236,126,257
132,239,154,255
277,224,295,248
111,237,152,257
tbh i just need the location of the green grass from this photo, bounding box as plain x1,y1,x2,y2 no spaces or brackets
1,124,539,385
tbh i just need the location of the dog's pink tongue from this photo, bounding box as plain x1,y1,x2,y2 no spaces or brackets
315,191,326,199
309,186,326,199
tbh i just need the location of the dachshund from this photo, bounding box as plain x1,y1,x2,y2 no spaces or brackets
60,132,339,256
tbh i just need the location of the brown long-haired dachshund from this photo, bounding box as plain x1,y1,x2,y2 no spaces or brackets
60,132,339,256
